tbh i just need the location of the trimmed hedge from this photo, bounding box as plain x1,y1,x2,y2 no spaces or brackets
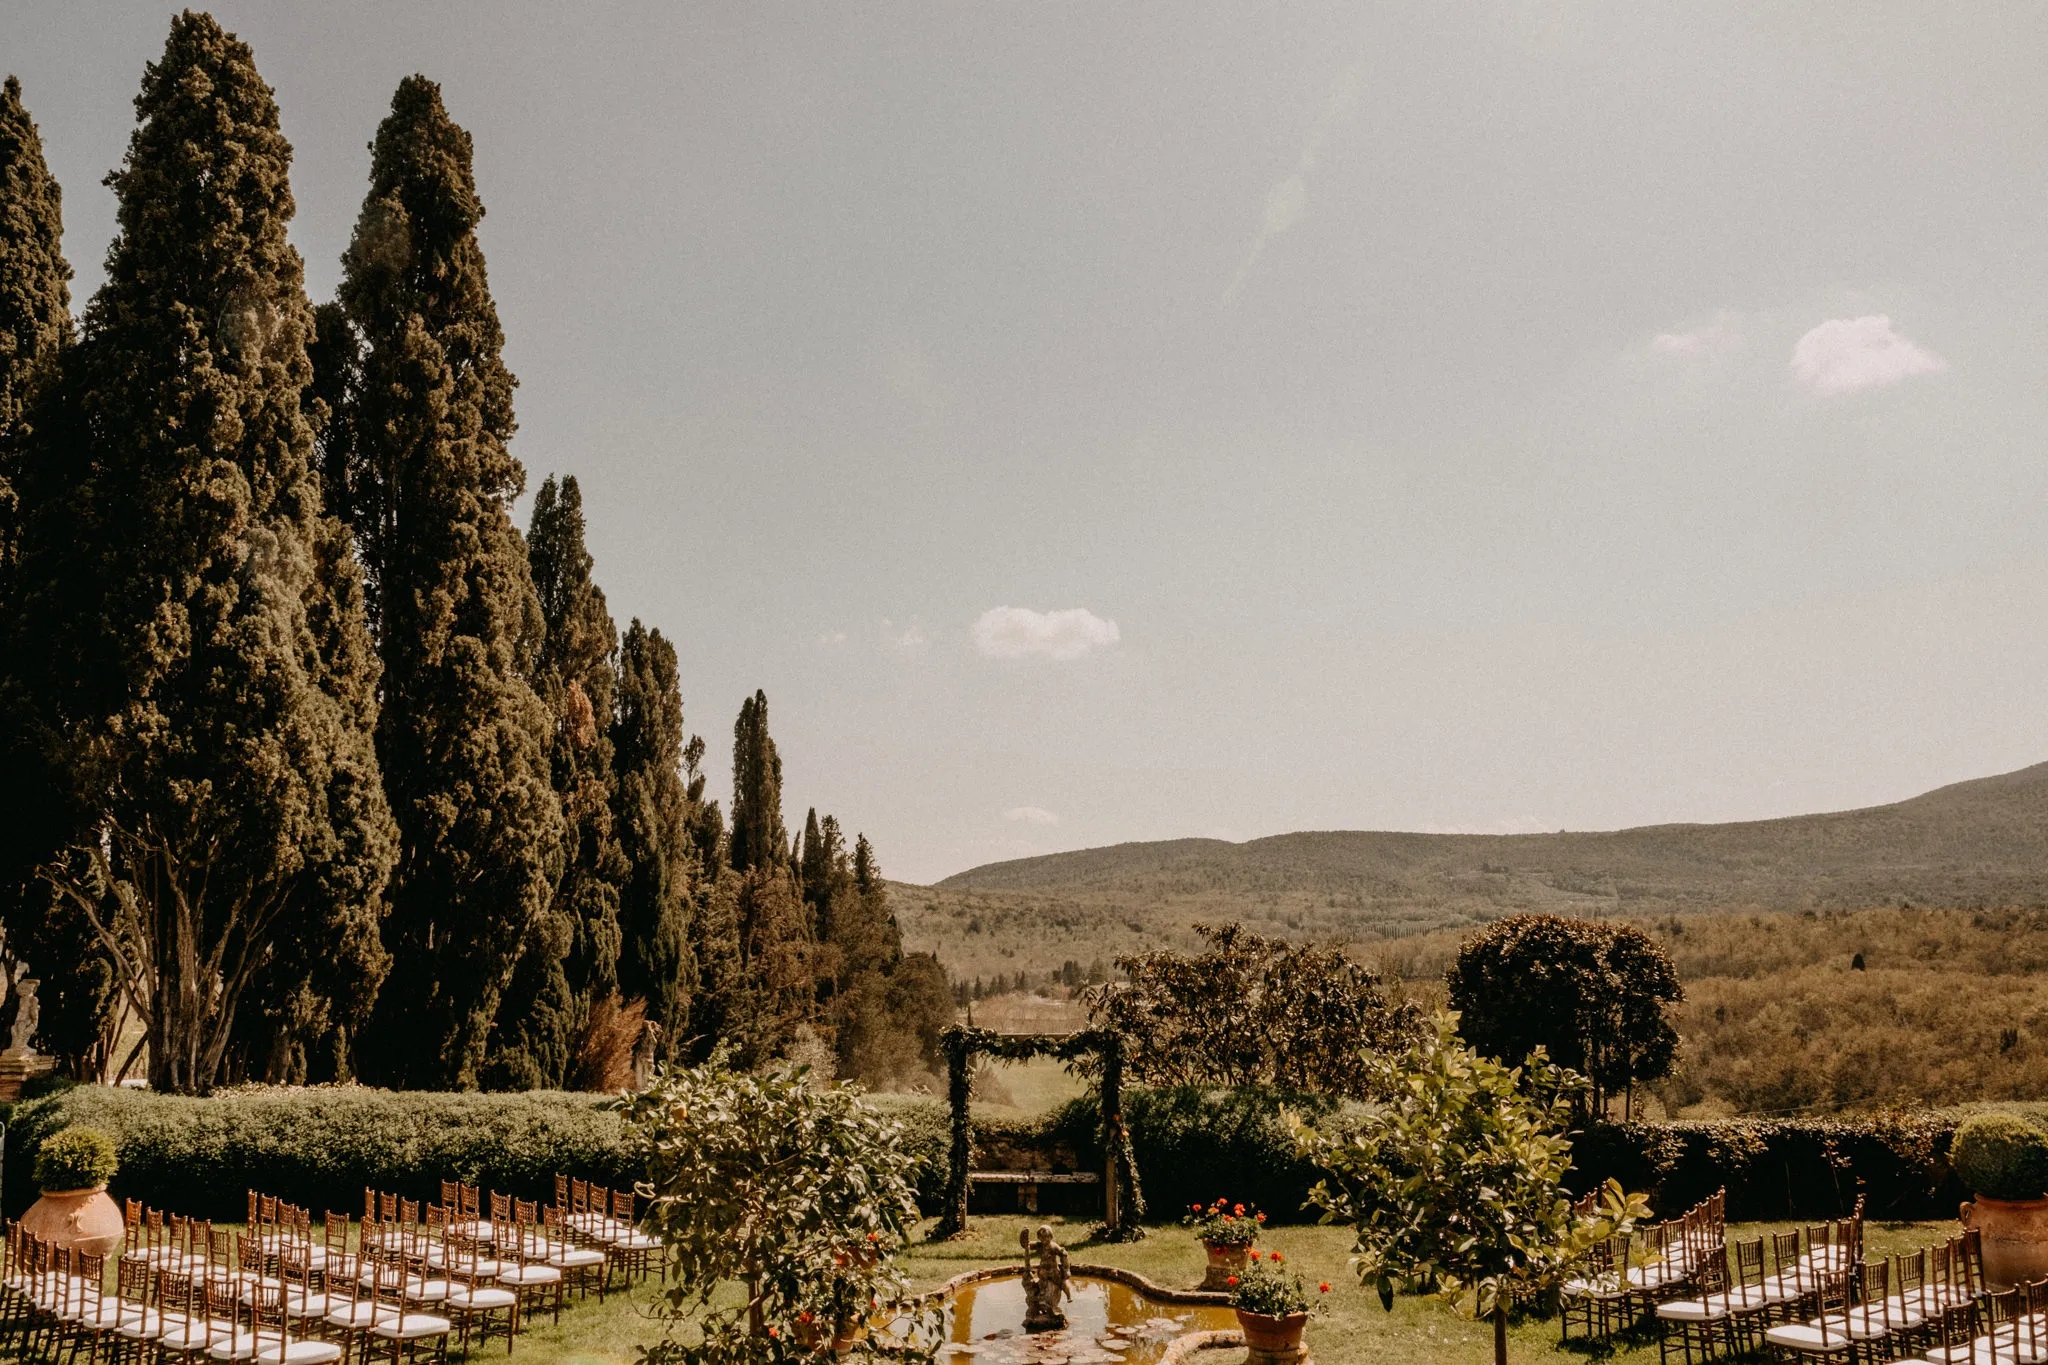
0,1084,2000,1227
1568,1114,1968,1221
2,1086,636,1222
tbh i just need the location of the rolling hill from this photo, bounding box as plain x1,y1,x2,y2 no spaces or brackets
895,762,2048,983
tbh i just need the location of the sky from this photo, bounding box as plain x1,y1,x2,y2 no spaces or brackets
9,3,2048,883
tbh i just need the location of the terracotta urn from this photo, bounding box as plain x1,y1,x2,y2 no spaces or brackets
1962,1196,2048,1289
22,1185,124,1257
1234,1308,1311,1365
1201,1240,1249,1291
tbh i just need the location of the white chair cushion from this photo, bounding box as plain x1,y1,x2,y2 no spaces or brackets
252,1341,343,1365
548,1248,605,1269
323,1302,396,1330
117,1308,168,1339
446,1287,516,1311
372,1313,452,1341
499,1265,561,1286
1765,1322,1854,1352
1657,1300,1730,1323
158,1320,236,1352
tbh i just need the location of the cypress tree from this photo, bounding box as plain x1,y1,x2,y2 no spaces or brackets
728,691,788,876
6,14,396,1093
487,474,624,1088
0,72,92,1064
612,619,695,1059
340,76,564,1089
724,692,814,1058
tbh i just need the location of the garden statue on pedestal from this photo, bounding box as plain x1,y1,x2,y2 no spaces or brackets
1019,1224,1071,1331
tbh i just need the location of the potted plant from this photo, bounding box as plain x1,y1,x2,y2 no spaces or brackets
22,1125,123,1256
1953,1112,2048,1289
1226,1250,1325,1365
1187,1197,1265,1291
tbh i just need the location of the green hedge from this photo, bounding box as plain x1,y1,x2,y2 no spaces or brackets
1567,1114,1968,1222
0,1084,1989,1227
2,1086,637,1222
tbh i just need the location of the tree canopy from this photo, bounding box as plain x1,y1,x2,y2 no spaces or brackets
1445,913,1682,1119
1087,922,1420,1095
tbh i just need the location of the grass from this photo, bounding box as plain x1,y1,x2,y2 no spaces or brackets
501,1216,1960,1365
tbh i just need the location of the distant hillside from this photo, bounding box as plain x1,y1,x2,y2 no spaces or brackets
897,763,2048,983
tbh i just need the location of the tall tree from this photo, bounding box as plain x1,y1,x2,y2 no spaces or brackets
1445,914,1682,1120
487,474,625,1088
0,72,98,1068
4,14,396,1093
728,691,788,877
723,692,814,1060
612,619,697,1062
341,75,564,1089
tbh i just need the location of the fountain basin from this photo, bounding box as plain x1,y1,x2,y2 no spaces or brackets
933,1270,1237,1365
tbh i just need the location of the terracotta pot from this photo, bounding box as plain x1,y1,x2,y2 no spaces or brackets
1234,1308,1311,1365
1962,1196,2048,1289
1201,1240,1249,1291
22,1186,124,1258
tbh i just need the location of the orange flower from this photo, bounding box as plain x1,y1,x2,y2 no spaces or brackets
1233,1204,1245,1216
1270,1252,1284,1264
1255,1213,1266,1223
1248,1249,1261,1261
799,1312,813,1324
1319,1282,1331,1294
768,1327,780,1339
1226,1276,1239,1287
866,1231,878,1242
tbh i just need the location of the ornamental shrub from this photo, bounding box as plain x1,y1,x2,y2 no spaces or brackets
34,1125,118,1192
1950,1113,2048,1202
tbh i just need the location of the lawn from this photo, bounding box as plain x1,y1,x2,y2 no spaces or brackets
504,1216,1960,1365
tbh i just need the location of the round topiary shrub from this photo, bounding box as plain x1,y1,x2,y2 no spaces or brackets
34,1125,119,1193
1951,1113,2048,1202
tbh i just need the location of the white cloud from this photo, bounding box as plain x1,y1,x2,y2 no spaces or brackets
1004,806,1059,826
1790,315,1946,396
971,606,1120,661
1650,312,1741,359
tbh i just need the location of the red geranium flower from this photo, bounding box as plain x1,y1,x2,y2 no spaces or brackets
1255,1213,1266,1223
1226,1276,1239,1287
799,1311,813,1323
1233,1204,1245,1216
1270,1252,1283,1264
1319,1282,1331,1294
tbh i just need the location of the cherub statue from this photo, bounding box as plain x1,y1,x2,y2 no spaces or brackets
1019,1223,1071,1331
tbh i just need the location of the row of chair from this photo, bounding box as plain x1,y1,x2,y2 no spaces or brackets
22,1178,662,1365
1563,1189,1731,1341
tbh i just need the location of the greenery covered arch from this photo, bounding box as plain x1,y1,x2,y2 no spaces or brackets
932,1025,1145,1240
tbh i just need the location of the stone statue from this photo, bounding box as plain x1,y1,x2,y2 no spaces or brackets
7,979,39,1056
1018,1223,1071,1331
631,1019,663,1091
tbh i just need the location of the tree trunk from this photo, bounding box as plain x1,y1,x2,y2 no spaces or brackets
1494,1303,1508,1365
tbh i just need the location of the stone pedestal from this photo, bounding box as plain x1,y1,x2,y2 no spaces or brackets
0,1050,55,1102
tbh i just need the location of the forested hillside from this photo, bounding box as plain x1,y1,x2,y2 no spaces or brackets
921,762,2048,964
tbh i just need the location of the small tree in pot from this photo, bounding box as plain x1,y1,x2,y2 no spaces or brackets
23,1125,124,1255
1185,1198,1264,1291
1953,1113,2048,1289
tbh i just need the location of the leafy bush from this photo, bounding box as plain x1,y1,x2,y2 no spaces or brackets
34,1125,118,1192
1227,1251,1324,1317
625,1057,935,1365
5,1086,635,1220
1949,1113,2048,1201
